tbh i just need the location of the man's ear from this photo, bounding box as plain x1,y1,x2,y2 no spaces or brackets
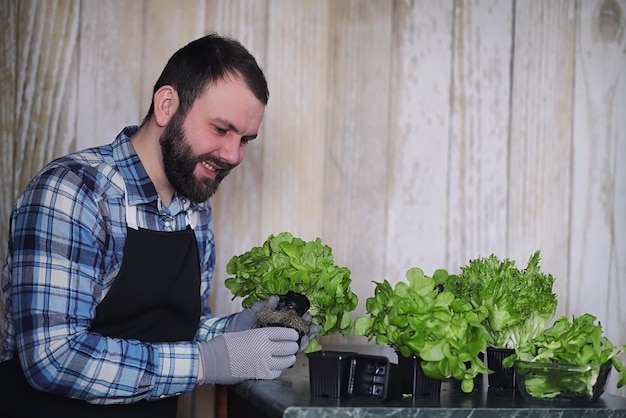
153,85,179,127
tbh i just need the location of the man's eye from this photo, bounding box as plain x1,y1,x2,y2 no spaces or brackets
214,126,228,135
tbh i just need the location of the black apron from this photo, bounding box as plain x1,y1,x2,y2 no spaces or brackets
0,216,202,418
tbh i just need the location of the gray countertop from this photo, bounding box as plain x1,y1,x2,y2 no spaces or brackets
227,346,626,418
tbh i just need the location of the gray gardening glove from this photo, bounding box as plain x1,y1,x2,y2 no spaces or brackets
198,327,299,385
298,312,320,352
227,295,280,332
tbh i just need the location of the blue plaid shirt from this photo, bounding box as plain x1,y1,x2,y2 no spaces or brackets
0,126,233,404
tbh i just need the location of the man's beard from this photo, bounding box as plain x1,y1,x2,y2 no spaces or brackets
159,112,234,203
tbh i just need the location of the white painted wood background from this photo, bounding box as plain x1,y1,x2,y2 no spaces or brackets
1,0,624,414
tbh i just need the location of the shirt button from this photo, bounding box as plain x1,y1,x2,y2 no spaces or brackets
164,220,171,228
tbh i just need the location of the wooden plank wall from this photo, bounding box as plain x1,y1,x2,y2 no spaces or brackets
1,0,624,414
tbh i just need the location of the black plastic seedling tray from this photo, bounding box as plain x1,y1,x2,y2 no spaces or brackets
307,351,401,400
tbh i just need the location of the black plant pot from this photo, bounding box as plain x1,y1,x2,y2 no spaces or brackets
486,347,516,389
255,291,311,340
277,290,310,316
397,354,442,398
307,351,357,397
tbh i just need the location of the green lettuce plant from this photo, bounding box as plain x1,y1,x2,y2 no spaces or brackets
442,251,558,350
224,232,358,353
354,267,492,393
502,313,626,398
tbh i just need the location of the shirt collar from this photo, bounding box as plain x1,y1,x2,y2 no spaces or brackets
112,126,157,206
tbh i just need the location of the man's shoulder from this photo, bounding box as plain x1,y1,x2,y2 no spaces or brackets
28,144,125,201
48,126,139,181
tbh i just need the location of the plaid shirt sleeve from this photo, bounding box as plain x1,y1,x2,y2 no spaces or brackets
193,202,235,340
3,158,199,404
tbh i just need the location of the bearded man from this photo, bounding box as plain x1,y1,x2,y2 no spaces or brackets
0,33,317,418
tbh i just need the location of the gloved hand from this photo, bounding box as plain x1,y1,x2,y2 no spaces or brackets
227,295,280,332
198,327,299,385
227,294,320,351
298,312,320,352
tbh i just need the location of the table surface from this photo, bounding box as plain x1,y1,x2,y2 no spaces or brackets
229,345,626,418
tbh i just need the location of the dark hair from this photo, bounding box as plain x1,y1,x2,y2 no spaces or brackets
141,33,268,124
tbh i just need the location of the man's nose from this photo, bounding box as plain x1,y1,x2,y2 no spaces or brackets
216,135,242,164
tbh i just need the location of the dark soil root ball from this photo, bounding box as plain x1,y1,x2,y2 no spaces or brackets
255,291,311,341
